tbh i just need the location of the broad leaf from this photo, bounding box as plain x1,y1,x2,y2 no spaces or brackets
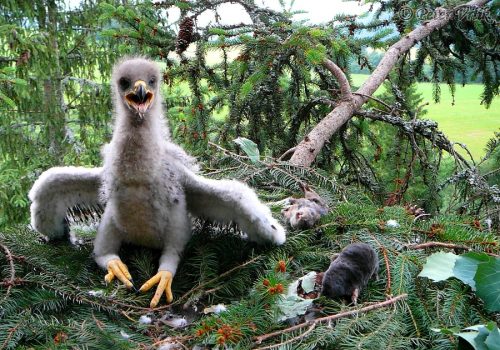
418,252,458,282
485,324,500,350
233,137,260,163
277,294,313,321
475,258,500,312
453,253,492,291
301,271,317,293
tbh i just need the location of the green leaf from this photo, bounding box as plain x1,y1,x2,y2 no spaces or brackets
455,330,488,350
301,271,316,293
277,294,313,321
418,252,458,282
485,325,500,350
474,258,500,312
233,137,259,163
453,253,492,290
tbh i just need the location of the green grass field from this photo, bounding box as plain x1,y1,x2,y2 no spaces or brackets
351,74,499,159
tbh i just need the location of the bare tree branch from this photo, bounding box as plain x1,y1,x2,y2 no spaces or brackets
289,0,491,167
253,294,408,345
322,58,352,100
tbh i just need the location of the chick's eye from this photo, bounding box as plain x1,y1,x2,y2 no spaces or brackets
119,77,131,90
149,77,156,86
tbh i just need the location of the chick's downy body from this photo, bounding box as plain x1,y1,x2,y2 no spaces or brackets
94,58,193,305
29,57,286,308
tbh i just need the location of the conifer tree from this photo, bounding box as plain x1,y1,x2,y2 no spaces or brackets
0,1,499,349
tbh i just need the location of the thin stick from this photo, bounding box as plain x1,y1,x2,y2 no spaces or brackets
407,242,470,250
277,147,296,161
382,247,392,296
153,255,262,311
254,323,316,350
253,293,408,344
352,92,392,111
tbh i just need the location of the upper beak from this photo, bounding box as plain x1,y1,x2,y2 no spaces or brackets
125,80,154,114
136,82,147,103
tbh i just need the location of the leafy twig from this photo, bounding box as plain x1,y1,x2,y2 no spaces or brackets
253,293,408,345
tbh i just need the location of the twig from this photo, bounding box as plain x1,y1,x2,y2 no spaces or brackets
0,242,16,302
407,242,470,250
254,323,316,350
149,335,194,350
352,92,392,111
382,247,392,296
277,147,296,161
253,293,408,345
154,255,262,310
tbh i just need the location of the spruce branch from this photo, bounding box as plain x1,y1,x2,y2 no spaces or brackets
253,293,409,345
289,0,492,167
154,255,262,310
0,242,16,302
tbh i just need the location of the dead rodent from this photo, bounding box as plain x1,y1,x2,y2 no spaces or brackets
281,184,328,229
321,243,379,304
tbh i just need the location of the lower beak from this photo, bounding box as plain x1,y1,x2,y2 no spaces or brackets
125,80,154,114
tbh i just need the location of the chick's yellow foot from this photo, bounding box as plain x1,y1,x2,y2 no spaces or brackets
139,270,173,308
105,259,133,289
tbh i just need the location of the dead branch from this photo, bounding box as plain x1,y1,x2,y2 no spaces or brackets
407,242,470,250
254,323,316,350
322,58,352,100
278,147,296,161
355,110,471,167
289,0,491,167
253,293,408,345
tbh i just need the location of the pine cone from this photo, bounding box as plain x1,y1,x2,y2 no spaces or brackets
176,16,194,55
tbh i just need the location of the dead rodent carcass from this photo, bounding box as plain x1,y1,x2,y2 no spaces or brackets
321,243,379,304
281,184,328,229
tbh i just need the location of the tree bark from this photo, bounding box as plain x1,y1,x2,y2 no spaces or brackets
289,0,491,167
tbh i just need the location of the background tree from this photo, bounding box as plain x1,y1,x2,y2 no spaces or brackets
0,0,121,226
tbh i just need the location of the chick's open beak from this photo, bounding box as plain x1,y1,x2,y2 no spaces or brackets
125,80,154,114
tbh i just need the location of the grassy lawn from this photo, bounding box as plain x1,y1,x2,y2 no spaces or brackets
351,74,499,159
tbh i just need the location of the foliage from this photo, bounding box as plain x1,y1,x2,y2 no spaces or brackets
1,159,499,349
419,251,500,311
0,0,125,226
